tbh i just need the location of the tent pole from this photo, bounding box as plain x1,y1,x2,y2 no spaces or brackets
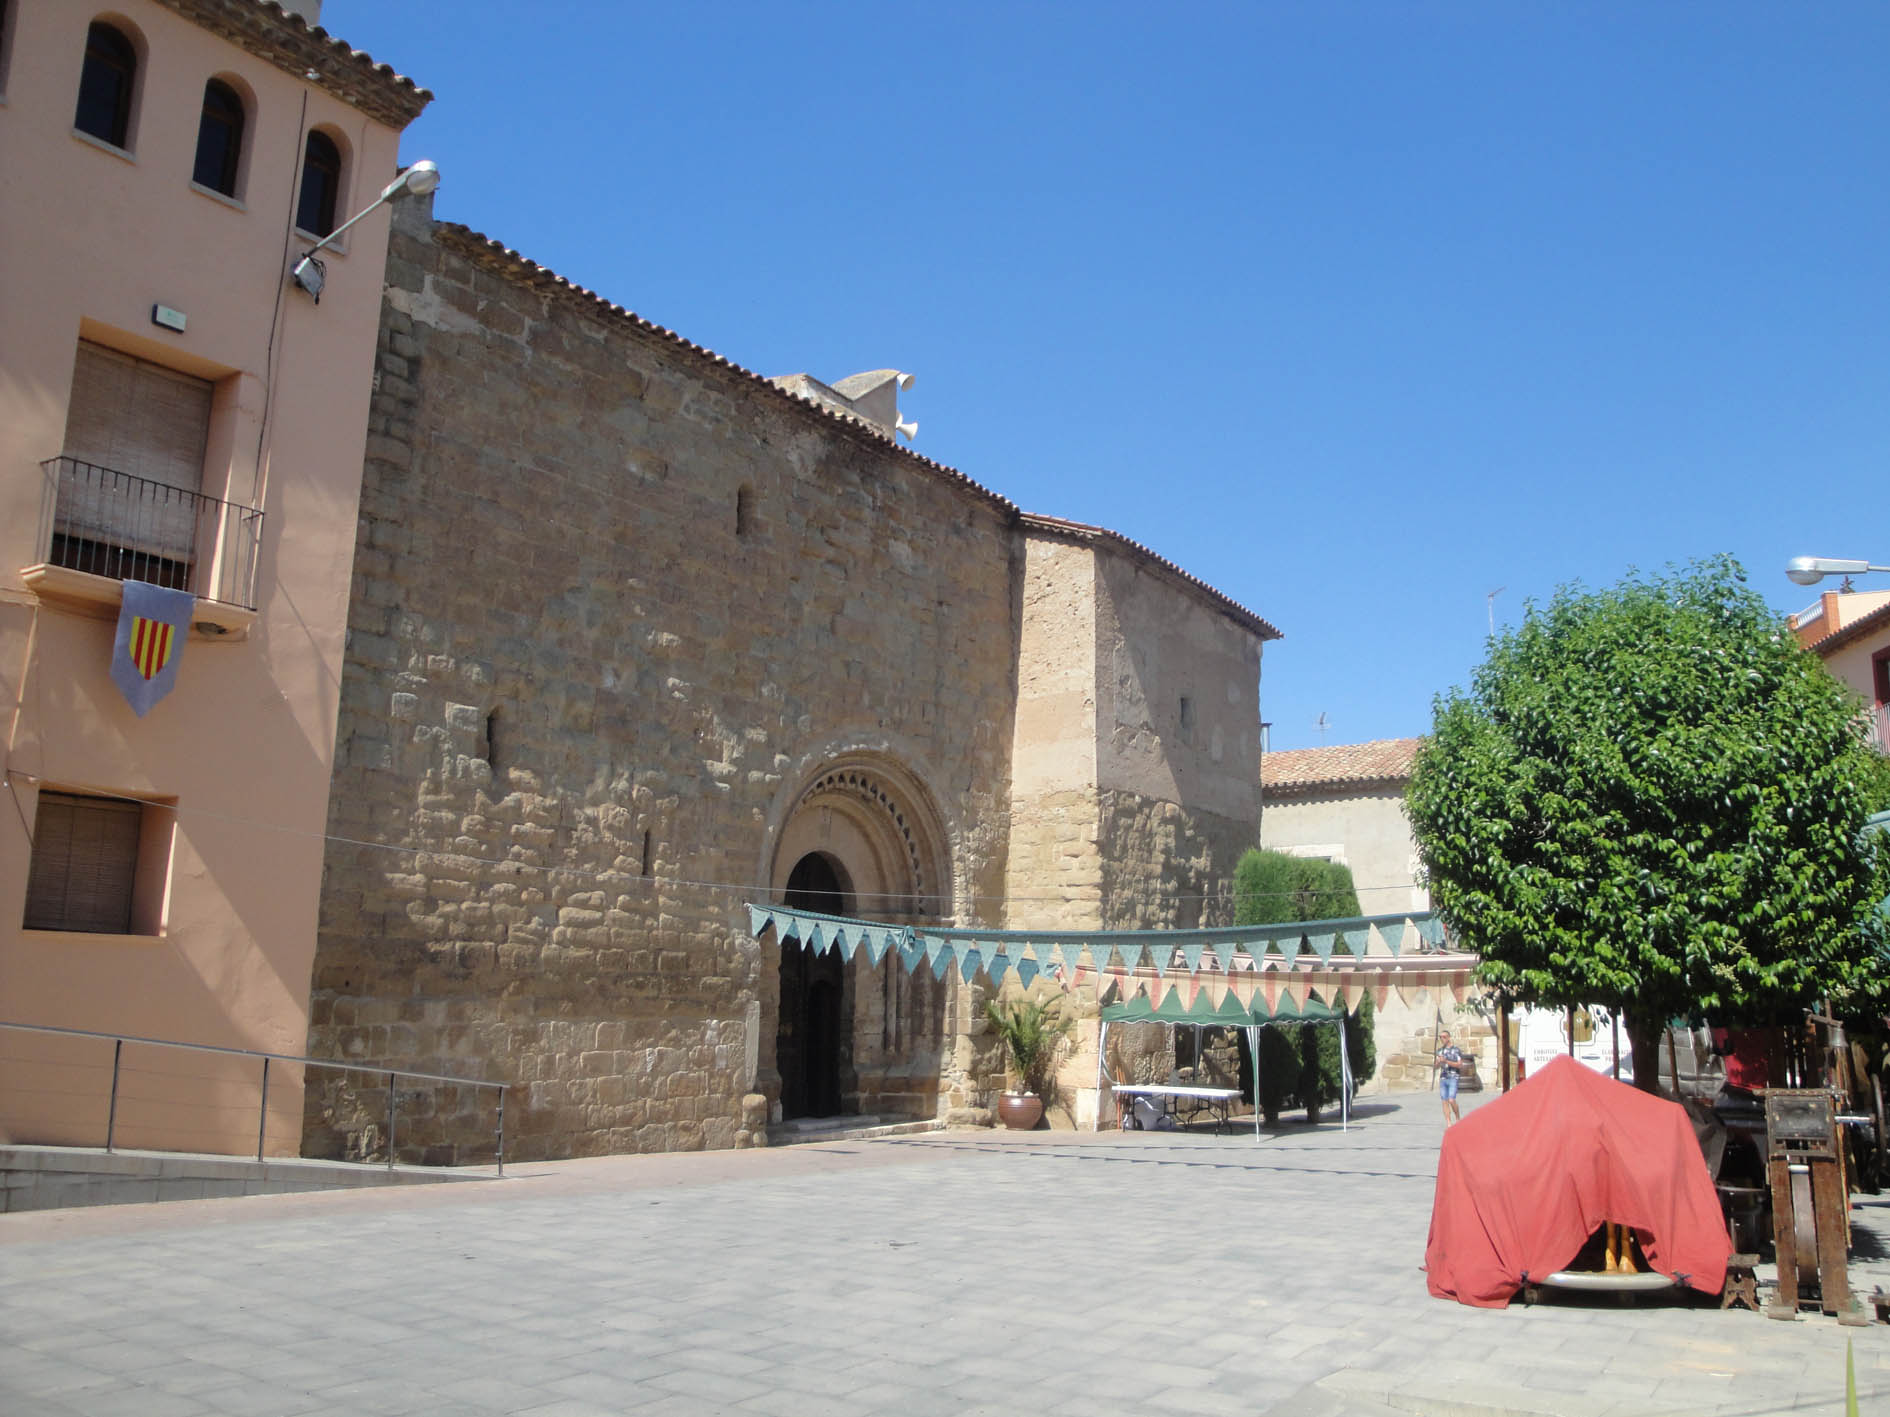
1095,1020,1108,1132
1340,1013,1351,1132
1250,1024,1262,1140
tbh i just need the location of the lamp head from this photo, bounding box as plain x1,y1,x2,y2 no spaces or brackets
1787,556,1870,587
379,159,441,204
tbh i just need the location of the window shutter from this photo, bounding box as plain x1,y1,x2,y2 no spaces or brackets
24,793,141,933
64,343,211,493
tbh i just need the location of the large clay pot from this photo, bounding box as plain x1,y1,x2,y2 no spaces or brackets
997,1091,1043,1130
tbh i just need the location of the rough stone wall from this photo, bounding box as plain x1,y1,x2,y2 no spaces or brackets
1096,791,1249,930
1368,977,1494,1095
308,201,1018,1163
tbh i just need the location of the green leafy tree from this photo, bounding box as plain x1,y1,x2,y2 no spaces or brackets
1234,848,1362,926
1233,849,1375,1116
1405,557,1890,1091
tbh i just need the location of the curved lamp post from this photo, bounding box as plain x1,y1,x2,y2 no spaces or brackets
290,159,440,303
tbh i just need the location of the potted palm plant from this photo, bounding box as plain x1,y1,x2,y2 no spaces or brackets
985,996,1072,1129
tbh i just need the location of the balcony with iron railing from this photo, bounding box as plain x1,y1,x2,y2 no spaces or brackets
23,456,264,633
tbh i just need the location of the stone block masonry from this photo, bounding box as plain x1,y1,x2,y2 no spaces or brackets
309,198,1278,1159
311,203,1018,1162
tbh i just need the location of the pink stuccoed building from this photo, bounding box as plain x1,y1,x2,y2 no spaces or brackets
0,0,427,1154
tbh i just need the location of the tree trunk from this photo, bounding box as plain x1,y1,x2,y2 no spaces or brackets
1624,1011,1665,1094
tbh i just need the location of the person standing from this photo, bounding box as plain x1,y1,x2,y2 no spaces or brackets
1436,1029,1464,1126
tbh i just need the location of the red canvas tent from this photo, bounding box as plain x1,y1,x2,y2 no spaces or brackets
1425,1055,1731,1308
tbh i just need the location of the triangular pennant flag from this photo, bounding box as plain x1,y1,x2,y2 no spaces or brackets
1365,923,1391,957
1338,973,1366,1010
806,922,827,955
1175,974,1199,1011
1449,973,1468,1005
923,933,949,971
930,943,954,980
1396,976,1426,1008
1418,916,1446,948
984,951,1012,985
1305,932,1335,964
1401,919,1423,956
1230,972,1256,1008
1261,972,1282,1015
1179,941,1208,976
1286,972,1313,1008
959,949,983,983
1371,977,1391,1010
1117,942,1145,972
1015,957,1039,988
1203,973,1230,1010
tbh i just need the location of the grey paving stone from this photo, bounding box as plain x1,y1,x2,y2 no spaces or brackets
5,1093,1888,1417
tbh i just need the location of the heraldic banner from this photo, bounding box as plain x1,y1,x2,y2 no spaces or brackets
111,579,195,717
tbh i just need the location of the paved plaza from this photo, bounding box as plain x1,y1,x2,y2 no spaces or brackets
2,1093,1886,1416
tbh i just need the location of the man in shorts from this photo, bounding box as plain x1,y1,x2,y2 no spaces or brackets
1436,1029,1464,1126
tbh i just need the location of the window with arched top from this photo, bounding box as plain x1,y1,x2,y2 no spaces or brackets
192,79,245,196
296,130,342,237
74,21,136,149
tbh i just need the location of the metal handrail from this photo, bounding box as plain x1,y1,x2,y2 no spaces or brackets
0,1020,507,1176
35,455,265,609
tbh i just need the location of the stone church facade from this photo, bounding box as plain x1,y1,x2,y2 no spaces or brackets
305,197,1278,1163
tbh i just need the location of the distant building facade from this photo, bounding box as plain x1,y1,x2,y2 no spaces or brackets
1792,588,1890,753
1260,737,1428,915
304,204,1280,1161
0,1,424,1150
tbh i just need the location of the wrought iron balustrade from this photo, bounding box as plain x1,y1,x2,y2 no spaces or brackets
35,456,264,609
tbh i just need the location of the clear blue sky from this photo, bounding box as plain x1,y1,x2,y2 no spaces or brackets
327,2,1888,753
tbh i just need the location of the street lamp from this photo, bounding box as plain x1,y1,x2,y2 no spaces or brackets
290,159,440,303
1785,557,1890,587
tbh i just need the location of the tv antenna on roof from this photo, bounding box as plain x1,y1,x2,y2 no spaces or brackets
1315,712,1330,743
1487,586,1506,637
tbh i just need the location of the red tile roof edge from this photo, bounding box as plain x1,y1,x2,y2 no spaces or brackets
1803,598,1890,658
1262,737,1426,794
434,223,1022,518
160,0,432,127
1018,514,1283,641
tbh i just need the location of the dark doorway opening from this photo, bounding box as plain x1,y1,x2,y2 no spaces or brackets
777,853,851,1120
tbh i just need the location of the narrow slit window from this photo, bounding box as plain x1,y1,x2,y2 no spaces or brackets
641,829,653,877
735,486,753,537
484,711,498,769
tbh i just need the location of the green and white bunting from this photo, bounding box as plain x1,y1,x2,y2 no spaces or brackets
744,903,1449,987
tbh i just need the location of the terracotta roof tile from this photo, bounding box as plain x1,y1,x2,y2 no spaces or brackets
160,0,431,128
1262,737,1425,794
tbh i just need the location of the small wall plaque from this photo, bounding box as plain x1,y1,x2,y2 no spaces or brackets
152,304,187,333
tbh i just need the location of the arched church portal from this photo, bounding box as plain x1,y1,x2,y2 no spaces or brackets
765,757,952,1123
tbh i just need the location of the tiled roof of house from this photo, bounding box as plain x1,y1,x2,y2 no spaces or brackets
435,225,1283,642
161,0,432,128
1262,737,1425,796
1803,598,1890,658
